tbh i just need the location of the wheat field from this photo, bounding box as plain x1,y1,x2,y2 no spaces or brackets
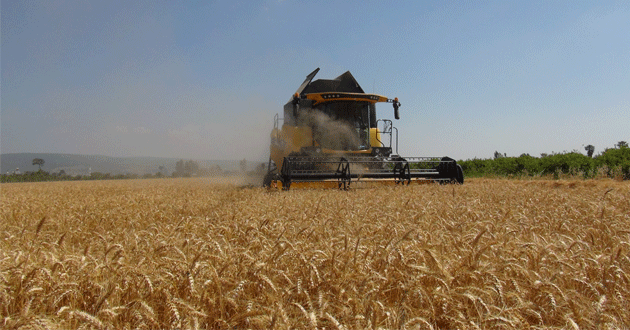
1,177,629,329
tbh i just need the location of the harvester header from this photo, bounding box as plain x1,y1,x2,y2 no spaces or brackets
263,68,463,189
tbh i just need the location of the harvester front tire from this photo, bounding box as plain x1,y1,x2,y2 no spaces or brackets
455,164,464,184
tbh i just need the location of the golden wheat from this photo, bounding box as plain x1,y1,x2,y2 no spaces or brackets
1,177,629,329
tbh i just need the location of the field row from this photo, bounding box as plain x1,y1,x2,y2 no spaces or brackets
1,177,629,329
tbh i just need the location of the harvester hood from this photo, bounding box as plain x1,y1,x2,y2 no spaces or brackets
292,68,365,101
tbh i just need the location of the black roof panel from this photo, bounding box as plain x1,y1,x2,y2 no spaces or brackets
297,69,365,95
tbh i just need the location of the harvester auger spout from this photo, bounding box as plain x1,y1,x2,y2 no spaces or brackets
263,68,464,190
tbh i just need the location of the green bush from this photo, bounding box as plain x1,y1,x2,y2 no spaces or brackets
596,146,630,179
458,147,627,180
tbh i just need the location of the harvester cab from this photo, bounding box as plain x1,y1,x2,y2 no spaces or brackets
264,68,464,189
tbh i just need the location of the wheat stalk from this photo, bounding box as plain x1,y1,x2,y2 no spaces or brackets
1,178,628,328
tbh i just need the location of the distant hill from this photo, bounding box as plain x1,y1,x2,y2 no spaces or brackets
0,153,260,176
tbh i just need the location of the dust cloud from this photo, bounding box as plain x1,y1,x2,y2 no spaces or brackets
297,110,364,151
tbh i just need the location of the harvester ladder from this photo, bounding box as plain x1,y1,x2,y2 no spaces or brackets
376,119,399,155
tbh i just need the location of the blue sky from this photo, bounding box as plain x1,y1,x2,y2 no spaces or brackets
2,0,629,161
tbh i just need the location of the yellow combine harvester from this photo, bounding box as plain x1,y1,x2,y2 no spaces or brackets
263,68,463,190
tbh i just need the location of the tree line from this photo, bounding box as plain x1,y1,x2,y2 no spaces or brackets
0,168,172,183
459,142,629,180
1,159,265,183
3,143,628,183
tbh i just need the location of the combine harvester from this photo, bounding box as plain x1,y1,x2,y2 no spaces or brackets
263,68,463,190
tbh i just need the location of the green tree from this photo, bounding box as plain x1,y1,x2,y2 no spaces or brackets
596,145,630,179
32,158,45,171
175,159,184,177
584,145,595,158
184,160,199,176
174,159,199,177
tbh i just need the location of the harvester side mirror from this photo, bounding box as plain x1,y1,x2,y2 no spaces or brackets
392,98,400,120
